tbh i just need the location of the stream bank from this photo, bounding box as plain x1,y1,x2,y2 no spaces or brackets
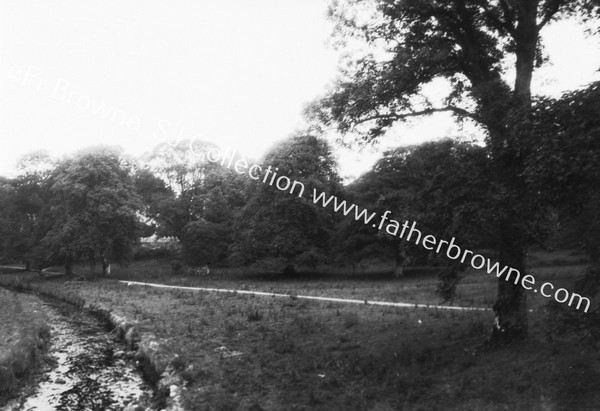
3,296,155,411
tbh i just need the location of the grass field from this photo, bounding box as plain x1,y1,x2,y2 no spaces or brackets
0,250,597,410
0,288,50,403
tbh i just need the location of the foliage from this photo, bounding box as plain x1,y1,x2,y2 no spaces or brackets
525,82,600,260
308,0,598,140
232,134,342,272
526,83,600,341
307,0,599,341
544,263,600,345
182,220,231,267
142,140,247,262
133,168,174,238
0,151,54,268
335,138,494,292
41,147,144,276
142,140,212,241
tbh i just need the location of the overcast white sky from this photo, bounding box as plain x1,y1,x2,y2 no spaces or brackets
1,1,599,180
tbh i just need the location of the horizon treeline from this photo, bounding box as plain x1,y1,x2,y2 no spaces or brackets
0,84,598,289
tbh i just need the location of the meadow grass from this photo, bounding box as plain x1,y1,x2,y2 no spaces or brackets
0,288,50,403
51,277,600,410
0,249,596,410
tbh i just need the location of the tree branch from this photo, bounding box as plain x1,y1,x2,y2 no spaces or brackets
481,1,517,37
354,106,478,127
499,0,517,31
537,0,564,30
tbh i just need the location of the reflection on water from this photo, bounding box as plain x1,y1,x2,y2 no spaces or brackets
7,300,154,411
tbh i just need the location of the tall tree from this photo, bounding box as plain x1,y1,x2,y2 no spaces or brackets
133,167,176,238
0,151,54,269
42,147,143,278
143,140,246,243
307,0,599,341
143,140,213,241
232,134,342,273
336,139,493,284
142,140,247,267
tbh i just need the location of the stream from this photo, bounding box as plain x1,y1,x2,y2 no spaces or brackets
4,298,156,411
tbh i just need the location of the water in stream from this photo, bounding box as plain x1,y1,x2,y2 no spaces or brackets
5,299,155,411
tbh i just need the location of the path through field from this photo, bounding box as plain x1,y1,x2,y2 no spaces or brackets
119,280,491,312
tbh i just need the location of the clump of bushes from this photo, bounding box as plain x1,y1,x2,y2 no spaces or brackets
134,239,181,261
170,259,185,275
545,264,600,345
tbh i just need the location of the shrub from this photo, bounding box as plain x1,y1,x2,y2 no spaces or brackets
182,221,231,267
171,259,184,275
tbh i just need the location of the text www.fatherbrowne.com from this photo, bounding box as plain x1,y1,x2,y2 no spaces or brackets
206,145,591,313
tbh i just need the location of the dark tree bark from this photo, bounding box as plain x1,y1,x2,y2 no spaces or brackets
492,224,529,341
479,92,532,342
101,252,110,276
488,3,538,342
88,250,96,280
394,244,405,278
65,259,74,277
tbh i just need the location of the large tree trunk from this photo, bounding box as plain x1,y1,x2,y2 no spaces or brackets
483,4,539,343
475,81,531,342
486,123,531,343
513,1,539,103
492,224,529,342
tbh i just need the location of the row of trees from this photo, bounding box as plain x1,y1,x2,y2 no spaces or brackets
0,76,597,340
0,135,488,274
0,148,146,277
1,0,597,344
0,136,349,276
1,94,597,280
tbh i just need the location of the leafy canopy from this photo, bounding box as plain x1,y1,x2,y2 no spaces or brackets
308,0,599,141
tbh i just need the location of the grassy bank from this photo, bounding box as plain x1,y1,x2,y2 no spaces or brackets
0,288,50,403
99,254,590,312
1,252,596,410
2,269,598,410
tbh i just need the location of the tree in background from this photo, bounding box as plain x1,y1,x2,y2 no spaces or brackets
524,82,600,340
0,179,24,264
142,140,247,267
42,147,144,278
133,167,172,234
335,139,494,297
0,151,54,269
307,0,599,342
182,220,231,267
142,140,215,241
397,140,494,301
233,134,342,274
179,160,247,267
525,82,600,262
334,146,422,276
